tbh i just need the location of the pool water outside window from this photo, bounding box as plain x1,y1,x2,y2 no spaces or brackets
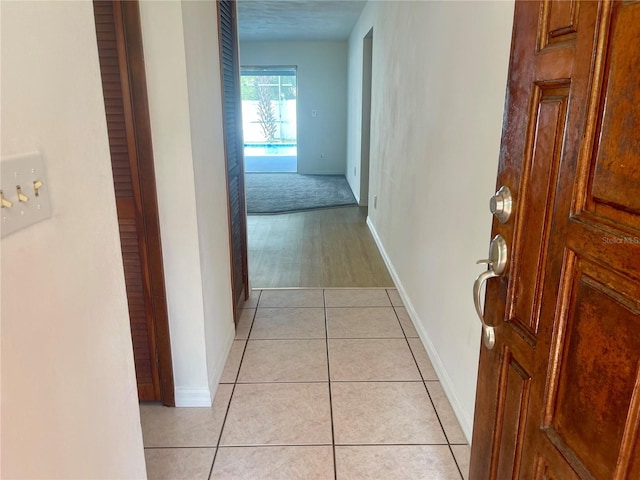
240,66,297,173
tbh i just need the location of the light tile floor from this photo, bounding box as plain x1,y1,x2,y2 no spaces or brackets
141,288,471,480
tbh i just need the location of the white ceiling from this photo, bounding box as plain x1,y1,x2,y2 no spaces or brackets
237,0,367,42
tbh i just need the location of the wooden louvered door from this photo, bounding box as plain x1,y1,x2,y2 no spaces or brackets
470,1,640,478
218,0,249,321
93,0,174,404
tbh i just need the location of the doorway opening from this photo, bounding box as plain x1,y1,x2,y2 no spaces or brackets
241,66,297,173
360,28,373,207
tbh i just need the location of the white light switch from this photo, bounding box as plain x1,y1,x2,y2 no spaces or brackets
1,152,52,238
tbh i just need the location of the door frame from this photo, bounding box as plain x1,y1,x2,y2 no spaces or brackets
360,28,373,207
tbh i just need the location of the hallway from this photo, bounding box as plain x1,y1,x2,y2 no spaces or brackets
247,207,394,288
141,288,470,479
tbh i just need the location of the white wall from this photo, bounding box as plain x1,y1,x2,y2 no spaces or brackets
348,0,514,441
139,0,234,407
181,0,236,398
1,1,146,478
240,41,348,175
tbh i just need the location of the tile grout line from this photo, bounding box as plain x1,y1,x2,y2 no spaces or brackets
387,290,462,454
326,305,394,309
323,289,339,480
388,295,466,478
392,300,454,447
243,336,408,341
204,442,456,450
207,290,262,479
202,442,455,448
383,289,466,479
449,443,466,480
257,287,392,290
407,337,465,479
250,305,397,309
144,445,218,450
204,289,464,478
386,289,413,339
224,380,426,384
422,373,452,445
332,442,452,446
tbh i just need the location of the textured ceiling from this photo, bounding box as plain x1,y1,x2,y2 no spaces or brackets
237,0,367,41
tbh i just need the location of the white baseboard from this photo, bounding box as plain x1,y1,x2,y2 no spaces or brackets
366,217,473,443
207,326,236,402
174,388,212,407
174,325,235,408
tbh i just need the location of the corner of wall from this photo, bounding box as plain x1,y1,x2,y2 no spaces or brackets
180,0,237,405
139,0,212,400
207,326,236,403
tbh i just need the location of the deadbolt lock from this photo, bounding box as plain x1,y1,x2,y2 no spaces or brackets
490,186,513,223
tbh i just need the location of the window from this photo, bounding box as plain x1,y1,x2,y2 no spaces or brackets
241,67,297,172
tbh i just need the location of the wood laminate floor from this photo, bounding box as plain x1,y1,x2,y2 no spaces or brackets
247,206,394,288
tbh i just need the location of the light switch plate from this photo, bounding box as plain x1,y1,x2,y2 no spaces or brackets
1,151,52,238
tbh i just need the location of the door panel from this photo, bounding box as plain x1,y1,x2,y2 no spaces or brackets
494,350,531,480
590,4,640,215
93,0,174,404
218,0,249,321
538,0,580,48
548,260,640,478
507,81,570,339
471,1,640,478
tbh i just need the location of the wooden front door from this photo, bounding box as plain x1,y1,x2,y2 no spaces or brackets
470,1,640,478
93,0,174,405
218,0,249,322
